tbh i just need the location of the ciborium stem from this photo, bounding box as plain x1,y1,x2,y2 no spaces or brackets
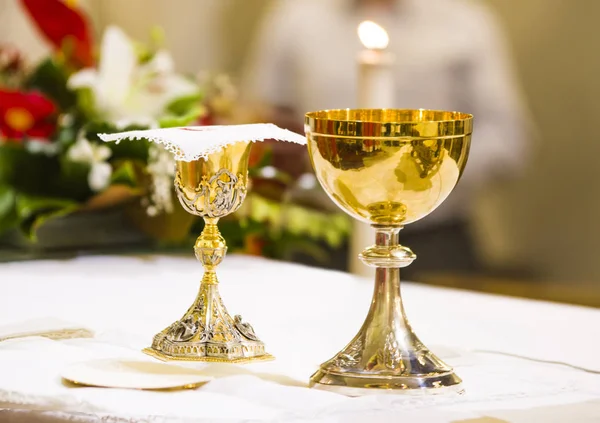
310,226,462,395
196,218,225,282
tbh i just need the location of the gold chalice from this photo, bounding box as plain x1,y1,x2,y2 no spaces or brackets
143,141,273,363
305,109,472,395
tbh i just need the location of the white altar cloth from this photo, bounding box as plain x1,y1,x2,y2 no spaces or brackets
0,255,599,422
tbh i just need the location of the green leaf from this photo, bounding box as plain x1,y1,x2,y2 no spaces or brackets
0,185,18,236
0,143,61,195
166,93,203,115
108,137,151,162
150,26,166,50
110,161,138,187
276,234,330,263
25,58,76,110
217,219,250,250
55,123,79,151
161,93,205,128
159,105,205,128
15,194,80,240
0,143,19,184
75,87,97,120
57,157,92,201
0,143,95,201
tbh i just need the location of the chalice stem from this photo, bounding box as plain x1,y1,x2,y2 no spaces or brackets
373,227,411,326
366,228,422,362
310,226,461,394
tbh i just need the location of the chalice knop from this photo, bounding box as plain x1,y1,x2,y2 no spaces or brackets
143,141,273,363
305,109,472,395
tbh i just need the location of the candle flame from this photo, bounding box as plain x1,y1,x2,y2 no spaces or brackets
358,21,389,50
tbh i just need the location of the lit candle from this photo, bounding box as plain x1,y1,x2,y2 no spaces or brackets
357,21,394,108
350,21,395,276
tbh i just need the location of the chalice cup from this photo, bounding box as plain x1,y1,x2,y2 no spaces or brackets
305,109,472,395
143,141,272,363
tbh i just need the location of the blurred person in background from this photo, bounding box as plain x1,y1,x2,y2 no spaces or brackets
242,0,532,279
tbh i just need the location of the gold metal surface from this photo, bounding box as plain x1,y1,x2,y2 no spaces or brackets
305,109,472,395
145,142,272,363
63,378,208,391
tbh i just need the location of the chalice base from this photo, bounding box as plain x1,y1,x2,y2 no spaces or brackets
310,368,463,397
143,282,273,364
309,336,463,396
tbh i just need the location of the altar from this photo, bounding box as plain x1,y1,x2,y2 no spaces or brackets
1,255,599,422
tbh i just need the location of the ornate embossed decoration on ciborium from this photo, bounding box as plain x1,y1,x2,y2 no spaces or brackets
98,124,307,363
144,141,273,363
305,109,472,395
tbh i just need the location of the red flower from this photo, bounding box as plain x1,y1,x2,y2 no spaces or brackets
248,142,268,168
20,0,93,68
0,90,57,140
198,113,215,126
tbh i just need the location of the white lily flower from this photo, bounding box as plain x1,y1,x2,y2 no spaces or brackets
88,162,112,193
146,143,175,216
68,26,199,124
67,137,112,192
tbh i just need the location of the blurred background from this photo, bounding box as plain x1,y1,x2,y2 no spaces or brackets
1,0,599,306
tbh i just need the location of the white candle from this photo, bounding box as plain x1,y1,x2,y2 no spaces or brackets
351,21,395,276
357,21,394,108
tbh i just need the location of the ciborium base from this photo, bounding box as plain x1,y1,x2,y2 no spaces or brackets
143,348,274,364
144,263,273,363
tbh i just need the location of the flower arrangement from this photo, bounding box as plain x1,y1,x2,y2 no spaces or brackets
0,0,350,262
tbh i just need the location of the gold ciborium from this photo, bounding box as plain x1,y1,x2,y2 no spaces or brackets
143,141,272,363
305,109,472,395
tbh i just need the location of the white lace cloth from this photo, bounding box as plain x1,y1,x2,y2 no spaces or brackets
0,255,599,422
98,124,306,161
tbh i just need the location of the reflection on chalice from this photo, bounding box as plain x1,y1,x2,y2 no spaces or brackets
143,141,273,363
305,109,472,395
